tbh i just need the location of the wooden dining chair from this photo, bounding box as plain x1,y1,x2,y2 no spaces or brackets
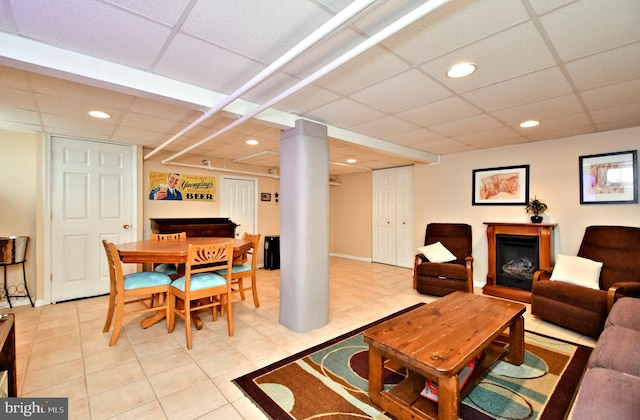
216,232,262,307
150,232,186,276
167,241,234,349
101,240,172,346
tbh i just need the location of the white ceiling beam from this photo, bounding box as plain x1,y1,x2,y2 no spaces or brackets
0,32,438,164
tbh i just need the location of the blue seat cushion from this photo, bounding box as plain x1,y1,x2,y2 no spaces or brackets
216,264,251,275
123,271,172,290
154,263,177,275
171,272,227,292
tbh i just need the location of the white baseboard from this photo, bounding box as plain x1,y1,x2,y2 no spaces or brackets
329,253,372,263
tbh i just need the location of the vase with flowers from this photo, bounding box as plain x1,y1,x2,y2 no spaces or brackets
526,196,548,223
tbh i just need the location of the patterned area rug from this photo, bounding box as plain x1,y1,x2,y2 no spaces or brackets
234,304,592,419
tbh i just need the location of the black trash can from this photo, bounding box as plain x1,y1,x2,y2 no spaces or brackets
264,235,280,270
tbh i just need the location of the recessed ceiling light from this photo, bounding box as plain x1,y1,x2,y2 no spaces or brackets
347,158,357,164
246,139,259,145
88,110,110,119
520,120,540,128
446,63,477,79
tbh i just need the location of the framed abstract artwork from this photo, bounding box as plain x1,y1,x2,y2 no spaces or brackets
579,150,638,204
472,165,530,205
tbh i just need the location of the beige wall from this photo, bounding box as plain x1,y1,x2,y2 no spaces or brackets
2,127,639,304
329,171,372,260
0,130,40,301
331,127,640,286
142,157,281,266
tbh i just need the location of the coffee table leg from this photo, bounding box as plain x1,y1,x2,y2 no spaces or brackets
437,375,460,420
367,346,384,406
505,315,525,365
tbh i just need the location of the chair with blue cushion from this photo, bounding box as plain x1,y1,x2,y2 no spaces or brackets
102,240,172,346
150,232,186,276
168,241,234,349
216,232,261,307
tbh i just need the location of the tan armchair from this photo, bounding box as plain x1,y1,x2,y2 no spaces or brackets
531,225,640,338
413,223,474,296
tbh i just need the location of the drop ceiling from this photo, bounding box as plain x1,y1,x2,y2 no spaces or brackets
0,0,638,176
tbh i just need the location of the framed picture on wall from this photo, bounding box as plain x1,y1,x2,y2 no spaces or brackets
472,164,530,205
579,150,638,204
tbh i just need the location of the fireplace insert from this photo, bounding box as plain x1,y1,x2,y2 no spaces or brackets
496,234,539,291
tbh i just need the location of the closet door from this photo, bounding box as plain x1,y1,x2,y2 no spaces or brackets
372,166,413,268
372,168,397,265
395,166,414,268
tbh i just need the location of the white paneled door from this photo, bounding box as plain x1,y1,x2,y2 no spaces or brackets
220,176,256,238
372,166,413,268
51,137,135,302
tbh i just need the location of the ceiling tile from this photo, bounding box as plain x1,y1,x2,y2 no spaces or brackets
413,138,475,155
311,46,411,95
0,106,39,125
309,98,384,128
0,0,637,175
591,103,640,129
540,0,640,61
454,126,523,147
581,79,640,110
0,86,35,109
422,22,557,93
528,0,573,15
155,33,265,94
526,126,595,142
129,98,203,122
565,42,640,90
275,84,341,115
396,96,478,126
350,69,451,113
0,67,30,90
182,0,332,63
42,113,116,136
10,0,172,69
30,74,135,108
35,93,125,122
430,114,504,137
492,94,584,126
383,0,530,65
517,112,592,137
462,67,573,112
384,128,445,147
104,0,193,26
0,1,16,33
348,116,418,139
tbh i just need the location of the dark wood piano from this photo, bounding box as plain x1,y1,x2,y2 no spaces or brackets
150,217,238,238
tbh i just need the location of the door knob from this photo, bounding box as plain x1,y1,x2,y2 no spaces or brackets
123,224,130,229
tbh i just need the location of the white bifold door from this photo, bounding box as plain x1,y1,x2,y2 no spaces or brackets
372,166,414,268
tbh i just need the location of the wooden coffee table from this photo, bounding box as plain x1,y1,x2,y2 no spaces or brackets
364,292,525,420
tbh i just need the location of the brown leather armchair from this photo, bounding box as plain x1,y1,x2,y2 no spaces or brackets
413,223,473,296
531,225,640,338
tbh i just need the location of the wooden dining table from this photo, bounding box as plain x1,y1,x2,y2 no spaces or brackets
116,236,252,329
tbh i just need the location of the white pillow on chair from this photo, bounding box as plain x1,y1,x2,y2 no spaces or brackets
550,254,603,290
418,242,456,263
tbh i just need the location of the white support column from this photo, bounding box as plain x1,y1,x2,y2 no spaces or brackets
279,119,329,332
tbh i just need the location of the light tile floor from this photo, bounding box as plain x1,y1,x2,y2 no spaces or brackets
6,257,596,419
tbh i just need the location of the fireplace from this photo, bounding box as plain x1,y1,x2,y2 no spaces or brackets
483,222,556,303
496,234,539,291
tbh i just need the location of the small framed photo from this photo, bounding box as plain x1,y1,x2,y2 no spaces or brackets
261,192,272,202
472,165,529,205
579,150,638,204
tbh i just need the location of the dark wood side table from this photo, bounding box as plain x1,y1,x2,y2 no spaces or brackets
0,314,16,397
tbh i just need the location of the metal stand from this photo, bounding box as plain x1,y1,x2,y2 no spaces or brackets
0,236,34,308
